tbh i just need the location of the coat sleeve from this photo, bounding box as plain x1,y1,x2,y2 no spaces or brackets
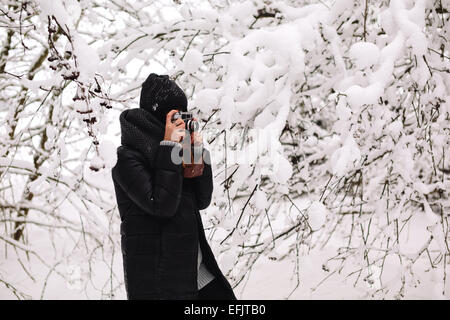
191,146,214,210
112,141,184,219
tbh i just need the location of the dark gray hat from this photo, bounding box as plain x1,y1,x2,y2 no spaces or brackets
139,73,188,124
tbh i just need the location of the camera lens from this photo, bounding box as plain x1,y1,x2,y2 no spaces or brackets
187,120,199,131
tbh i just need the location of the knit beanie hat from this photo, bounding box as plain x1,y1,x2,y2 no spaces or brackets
139,73,188,124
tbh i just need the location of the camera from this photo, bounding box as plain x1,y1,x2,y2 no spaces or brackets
171,111,204,177
172,111,199,132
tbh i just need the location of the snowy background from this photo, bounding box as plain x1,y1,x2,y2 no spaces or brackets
0,0,449,299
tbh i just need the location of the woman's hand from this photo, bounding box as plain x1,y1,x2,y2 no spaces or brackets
164,109,186,142
191,131,203,146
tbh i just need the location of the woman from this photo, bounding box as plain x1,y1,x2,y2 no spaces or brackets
111,73,237,300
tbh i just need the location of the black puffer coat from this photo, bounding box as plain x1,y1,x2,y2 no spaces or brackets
111,108,235,300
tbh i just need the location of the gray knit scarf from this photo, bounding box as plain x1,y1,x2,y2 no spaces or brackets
119,108,165,168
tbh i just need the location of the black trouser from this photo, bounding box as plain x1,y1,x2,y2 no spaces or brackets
197,278,237,300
